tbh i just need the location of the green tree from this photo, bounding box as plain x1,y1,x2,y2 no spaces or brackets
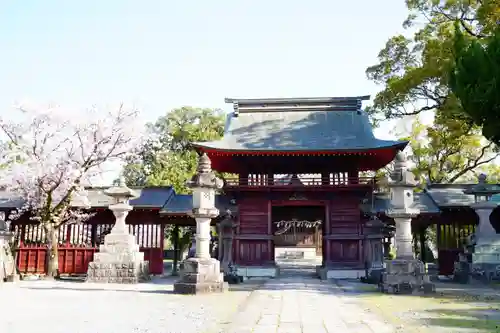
123,107,225,193
366,0,499,125
123,107,226,261
400,116,500,184
450,24,500,145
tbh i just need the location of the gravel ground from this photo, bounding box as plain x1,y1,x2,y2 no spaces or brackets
0,277,260,333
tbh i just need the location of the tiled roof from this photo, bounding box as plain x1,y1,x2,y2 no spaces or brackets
360,192,440,214
424,184,476,207
0,187,174,209
193,96,407,152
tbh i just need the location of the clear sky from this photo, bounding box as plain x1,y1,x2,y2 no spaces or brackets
0,0,411,182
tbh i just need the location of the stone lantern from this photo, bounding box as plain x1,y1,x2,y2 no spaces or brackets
173,153,227,294
86,177,150,283
464,173,500,280
380,151,435,294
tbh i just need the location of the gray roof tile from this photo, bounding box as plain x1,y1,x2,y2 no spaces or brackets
193,97,407,152
0,187,174,209
361,192,440,214
424,185,476,207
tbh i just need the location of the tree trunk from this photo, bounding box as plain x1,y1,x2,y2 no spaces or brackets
45,225,59,279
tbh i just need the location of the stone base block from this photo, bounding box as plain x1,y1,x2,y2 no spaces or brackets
379,259,435,295
98,233,143,258
471,263,500,281
173,257,227,294
86,261,150,284
237,266,278,278
316,266,365,280
174,281,228,294
471,237,500,281
92,251,144,264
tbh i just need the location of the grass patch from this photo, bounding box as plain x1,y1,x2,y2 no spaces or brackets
355,292,500,332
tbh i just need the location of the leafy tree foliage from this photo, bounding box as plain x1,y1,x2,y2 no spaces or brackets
450,24,500,145
368,0,500,187
400,116,500,184
123,107,225,193
366,0,499,123
123,107,226,255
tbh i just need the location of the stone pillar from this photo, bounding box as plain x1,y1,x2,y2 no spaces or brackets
195,217,211,259
394,216,414,260
173,153,227,294
464,174,500,280
380,151,435,294
86,178,150,283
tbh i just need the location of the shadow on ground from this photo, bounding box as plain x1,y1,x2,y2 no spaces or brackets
424,308,500,332
337,280,500,332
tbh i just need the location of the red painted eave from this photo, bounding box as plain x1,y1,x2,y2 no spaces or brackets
193,141,408,156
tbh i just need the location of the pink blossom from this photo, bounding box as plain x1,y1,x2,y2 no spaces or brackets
0,104,143,226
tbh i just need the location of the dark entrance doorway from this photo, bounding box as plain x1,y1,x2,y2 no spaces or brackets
271,205,324,262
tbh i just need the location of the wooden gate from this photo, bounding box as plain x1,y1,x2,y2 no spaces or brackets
14,221,165,275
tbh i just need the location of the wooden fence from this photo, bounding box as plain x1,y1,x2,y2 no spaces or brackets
13,221,165,275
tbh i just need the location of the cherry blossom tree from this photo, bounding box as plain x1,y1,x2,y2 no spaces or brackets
0,104,143,278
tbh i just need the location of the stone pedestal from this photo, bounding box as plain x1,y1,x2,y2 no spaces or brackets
379,259,435,294
0,229,16,282
471,235,500,280
86,231,150,283
86,179,149,283
173,257,227,294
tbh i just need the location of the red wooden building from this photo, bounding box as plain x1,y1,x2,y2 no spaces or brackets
1,187,173,276
159,97,484,278
185,96,409,278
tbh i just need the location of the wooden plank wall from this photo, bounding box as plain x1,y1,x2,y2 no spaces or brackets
235,198,273,265
325,196,363,268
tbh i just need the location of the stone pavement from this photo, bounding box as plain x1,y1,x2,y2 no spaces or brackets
215,276,396,333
